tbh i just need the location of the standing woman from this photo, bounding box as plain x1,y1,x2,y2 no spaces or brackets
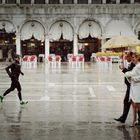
125,53,140,126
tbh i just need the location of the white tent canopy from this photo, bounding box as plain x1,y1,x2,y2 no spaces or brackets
0,21,15,33
49,21,73,41
78,21,102,39
21,21,45,41
105,20,136,38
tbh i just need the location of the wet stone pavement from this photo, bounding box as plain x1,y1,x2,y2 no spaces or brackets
0,62,140,140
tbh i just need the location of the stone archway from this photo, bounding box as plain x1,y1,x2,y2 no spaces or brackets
49,20,74,61
20,20,45,57
105,19,135,38
78,20,102,61
0,20,16,61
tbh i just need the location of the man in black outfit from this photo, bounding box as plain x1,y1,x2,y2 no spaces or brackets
0,54,28,105
114,52,140,124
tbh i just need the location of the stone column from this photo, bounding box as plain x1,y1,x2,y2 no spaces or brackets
101,38,106,52
74,0,77,4
45,34,50,60
45,0,49,4
31,0,34,4
131,0,134,4
2,0,5,4
116,0,120,4
16,33,21,55
16,0,20,4
73,33,78,55
60,0,63,4
88,0,92,4
102,0,106,4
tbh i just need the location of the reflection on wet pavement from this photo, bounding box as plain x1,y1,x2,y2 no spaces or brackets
0,62,140,140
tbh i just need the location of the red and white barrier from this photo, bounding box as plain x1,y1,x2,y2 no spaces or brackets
22,55,37,68
22,55,30,67
67,54,84,68
47,54,61,68
29,55,37,68
55,55,61,68
77,55,84,68
71,55,77,68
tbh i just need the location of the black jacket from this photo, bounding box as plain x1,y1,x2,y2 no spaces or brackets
122,62,135,87
5,61,23,80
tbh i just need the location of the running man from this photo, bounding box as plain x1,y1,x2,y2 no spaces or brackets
0,54,28,105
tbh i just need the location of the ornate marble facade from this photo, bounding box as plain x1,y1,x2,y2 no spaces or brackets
0,0,140,60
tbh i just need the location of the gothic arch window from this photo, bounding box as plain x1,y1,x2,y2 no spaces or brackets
105,20,135,37
63,0,74,4
91,0,102,4
5,0,16,4
135,0,140,4
120,0,130,4
78,21,102,39
34,0,45,4
20,21,45,41
49,21,73,41
77,0,88,4
49,0,59,4
20,0,31,4
106,0,116,4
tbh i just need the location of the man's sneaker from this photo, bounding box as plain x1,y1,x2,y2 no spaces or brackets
20,101,28,105
0,96,4,103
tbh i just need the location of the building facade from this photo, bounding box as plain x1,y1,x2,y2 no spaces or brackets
0,0,140,61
